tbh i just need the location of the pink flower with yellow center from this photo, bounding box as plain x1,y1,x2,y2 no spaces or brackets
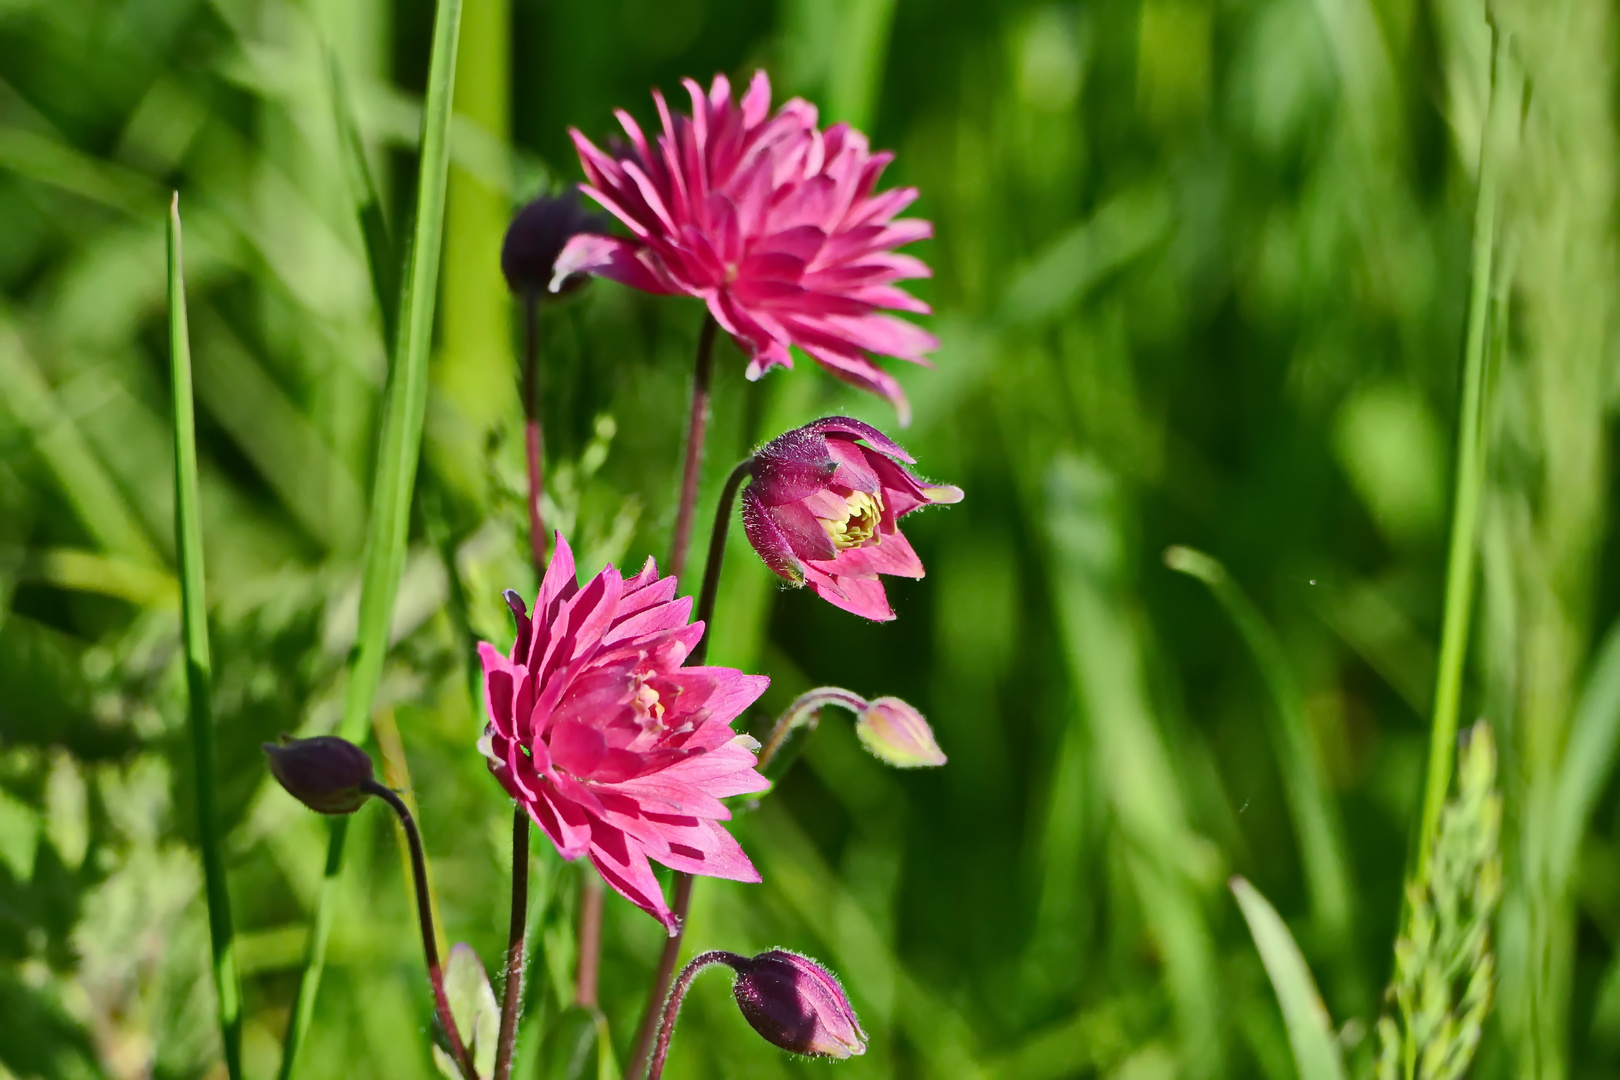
478,534,769,932
741,417,962,621
553,71,936,423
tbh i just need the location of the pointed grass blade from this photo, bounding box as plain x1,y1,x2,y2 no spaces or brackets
277,2,464,1077
327,47,398,355
1230,877,1345,1080
1164,547,1355,965
169,193,244,1080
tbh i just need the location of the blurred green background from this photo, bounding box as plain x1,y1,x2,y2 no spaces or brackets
0,0,1613,1077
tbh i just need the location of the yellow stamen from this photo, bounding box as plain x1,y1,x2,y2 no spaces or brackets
818,491,884,550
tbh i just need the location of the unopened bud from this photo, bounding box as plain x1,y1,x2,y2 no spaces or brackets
263,735,375,815
501,193,607,297
856,697,946,768
731,950,866,1059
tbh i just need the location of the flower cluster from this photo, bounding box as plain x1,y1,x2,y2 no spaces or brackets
266,65,960,1080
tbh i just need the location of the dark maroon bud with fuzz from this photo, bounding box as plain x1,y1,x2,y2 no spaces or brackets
501,192,608,297
263,735,375,815
731,950,867,1059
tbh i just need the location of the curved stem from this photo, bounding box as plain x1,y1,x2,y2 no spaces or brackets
647,952,747,1080
669,313,719,582
363,779,478,1080
493,807,529,1080
627,459,751,1078
756,687,870,773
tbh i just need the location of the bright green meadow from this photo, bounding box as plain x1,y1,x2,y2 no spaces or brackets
0,1,1613,1079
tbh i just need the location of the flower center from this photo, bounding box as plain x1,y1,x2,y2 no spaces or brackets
818,491,884,550
632,677,665,728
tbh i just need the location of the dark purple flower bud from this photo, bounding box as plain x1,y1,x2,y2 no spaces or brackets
263,735,375,815
742,417,963,621
501,193,608,297
731,950,867,1059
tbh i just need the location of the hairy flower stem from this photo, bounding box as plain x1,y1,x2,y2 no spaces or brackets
362,779,478,1080
492,290,546,1080
669,313,719,582
757,687,870,772
627,460,751,1079
647,952,746,1080
494,808,528,1080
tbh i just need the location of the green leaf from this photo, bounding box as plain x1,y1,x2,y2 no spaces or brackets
277,1,464,1077
445,944,499,1080
168,193,244,1080
1230,876,1345,1080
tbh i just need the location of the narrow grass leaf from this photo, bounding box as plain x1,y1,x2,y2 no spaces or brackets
278,2,464,1076
1551,617,1620,886
327,47,398,354
169,193,244,1080
1230,877,1345,1080
1165,547,1354,964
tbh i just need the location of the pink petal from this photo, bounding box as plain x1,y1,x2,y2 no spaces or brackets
551,233,680,296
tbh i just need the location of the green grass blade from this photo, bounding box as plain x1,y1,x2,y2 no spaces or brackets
1230,877,1346,1080
1417,24,1508,876
169,193,244,1080
327,47,398,355
1550,618,1620,886
278,2,464,1076
1165,547,1354,962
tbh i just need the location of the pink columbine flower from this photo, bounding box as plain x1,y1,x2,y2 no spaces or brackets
741,417,962,621
477,534,769,932
553,70,936,424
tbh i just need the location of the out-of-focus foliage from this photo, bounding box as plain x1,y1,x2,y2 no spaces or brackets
1,0,1617,1078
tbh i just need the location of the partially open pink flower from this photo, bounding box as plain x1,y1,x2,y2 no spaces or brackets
741,417,962,621
554,71,936,423
478,534,769,932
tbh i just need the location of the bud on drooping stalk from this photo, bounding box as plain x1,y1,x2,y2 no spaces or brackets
500,192,608,298
262,735,376,815
731,950,867,1059
856,697,947,768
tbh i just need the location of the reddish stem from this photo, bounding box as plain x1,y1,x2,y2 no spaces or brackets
668,314,718,582
522,293,546,567
575,874,604,1007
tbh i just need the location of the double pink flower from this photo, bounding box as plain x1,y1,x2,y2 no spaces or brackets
555,71,936,423
478,535,768,931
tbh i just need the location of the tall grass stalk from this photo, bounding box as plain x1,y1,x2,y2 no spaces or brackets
278,2,464,1075
1418,23,1506,879
169,194,244,1080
